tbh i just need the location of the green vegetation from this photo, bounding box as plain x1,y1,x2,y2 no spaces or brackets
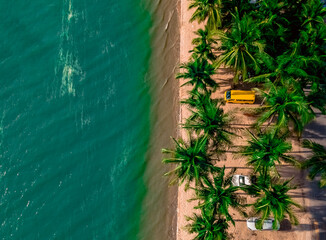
176,57,218,93
302,139,326,187
190,167,247,225
246,178,301,229
162,0,325,238
215,10,264,83
183,91,233,148
162,134,219,189
242,130,297,177
186,210,229,240
255,85,315,135
190,27,218,61
189,0,223,30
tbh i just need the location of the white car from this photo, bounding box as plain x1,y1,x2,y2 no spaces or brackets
246,217,280,230
232,175,251,186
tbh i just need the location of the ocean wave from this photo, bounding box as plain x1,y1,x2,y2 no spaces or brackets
56,0,83,97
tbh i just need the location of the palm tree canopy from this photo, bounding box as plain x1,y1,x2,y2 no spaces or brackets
306,88,326,115
302,139,326,187
300,0,326,32
177,57,218,92
215,10,264,83
242,130,297,176
183,91,233,148
186,211,229,240
192,26,218,46
256,85,315,134
247,178,301,229
191,27,218,61
191,166,246,225
246,49,317,90
162,134,219,189
189,0,223,30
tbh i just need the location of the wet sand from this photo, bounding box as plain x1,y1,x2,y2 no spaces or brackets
139,0,180,239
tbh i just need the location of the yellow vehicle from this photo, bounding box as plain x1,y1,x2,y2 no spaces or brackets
224,90,255,104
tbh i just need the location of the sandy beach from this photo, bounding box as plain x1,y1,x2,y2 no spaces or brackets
176,0,317,239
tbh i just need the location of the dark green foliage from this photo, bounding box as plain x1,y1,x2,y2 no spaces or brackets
189,0,223,30
306,88,326,115
183,91,233,149
190,167,247,225
221,0,255,26
246,178,301,229
162,134,219,190
190,27,218,61
215,10,264,83
256,85,315,135
302,139,326,187
242,130,297,177
177,57,218,93
300,0,326,33
186,211,229,240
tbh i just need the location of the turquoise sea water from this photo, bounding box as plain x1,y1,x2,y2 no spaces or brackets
0,0,155,239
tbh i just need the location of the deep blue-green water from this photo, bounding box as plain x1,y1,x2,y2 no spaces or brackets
0,0,155,239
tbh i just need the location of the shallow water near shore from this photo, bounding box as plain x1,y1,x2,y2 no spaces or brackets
1,0,179,238
0,0,174,239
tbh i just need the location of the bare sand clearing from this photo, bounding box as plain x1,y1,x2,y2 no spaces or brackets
176,0,316,239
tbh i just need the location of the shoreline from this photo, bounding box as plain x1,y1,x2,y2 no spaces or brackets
139,0,180,239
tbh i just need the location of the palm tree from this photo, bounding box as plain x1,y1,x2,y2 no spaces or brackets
186,211,229,240
251,0,290,56
183,91,233,148
162,134,219,189
221,0,255,26
177,57,218,93
300,0,326,33
190,166,247,225
242,130,298,177
189,0,223,30
215,10,264,84
307,89,326,115
302,139,326,188
190,27,217,61
255,85,315,135
247,178,301,229
245,49,315,90
192,26,218,47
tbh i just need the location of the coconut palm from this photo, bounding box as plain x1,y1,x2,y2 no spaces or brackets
190,166,247,225
221,0,255,25
215,10,264,84
300,0,326,33
245,49,315,90
177,57,218,93
186,211,229,240
247,178,301,229
252,0,295,56
255,85,315,135
189,0,223,30
162,134,219,189
190,27,217,61
302,139,326,188
242,130,298,177
307,88,326,115
192,26,218,47
183,91,233,148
